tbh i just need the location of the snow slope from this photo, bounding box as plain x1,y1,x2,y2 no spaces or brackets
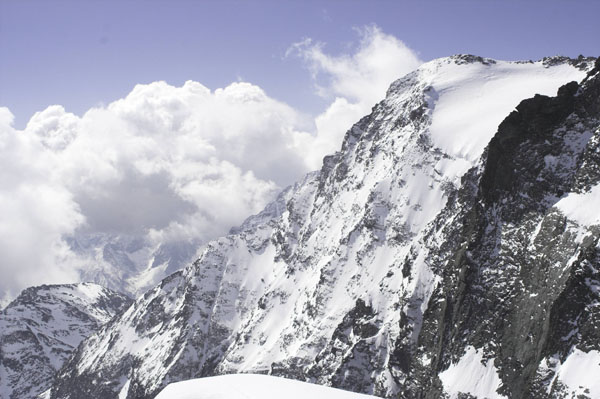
555,183,600,226
155,374,377,399
439,346,506,399
423,57,586,162
553,348,600,397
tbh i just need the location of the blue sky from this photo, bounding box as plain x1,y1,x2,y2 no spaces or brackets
1,0,599,301
1,0,599,128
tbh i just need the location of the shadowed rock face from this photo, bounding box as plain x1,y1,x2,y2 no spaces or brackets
47,56,599,399
480,81,579,207
0,283,131,399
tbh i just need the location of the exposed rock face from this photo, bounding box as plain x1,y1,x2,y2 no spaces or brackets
49,55,599,399
0,283,131,399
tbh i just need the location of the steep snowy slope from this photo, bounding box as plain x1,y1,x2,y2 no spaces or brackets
154,374,377,399
49,55,596,399
0,283,131,399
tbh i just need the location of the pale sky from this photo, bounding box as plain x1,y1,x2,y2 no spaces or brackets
0,0,598,302
1,0,598,128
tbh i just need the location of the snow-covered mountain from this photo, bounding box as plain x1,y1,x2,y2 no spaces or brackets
154,374,377,399
67,232,199,298
0,283,131,399
47,55,600,398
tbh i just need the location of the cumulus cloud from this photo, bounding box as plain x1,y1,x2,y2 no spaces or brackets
289,25,422,168
0,26,422,303
57,81,307,239
0,82,305,303
0,108,84,303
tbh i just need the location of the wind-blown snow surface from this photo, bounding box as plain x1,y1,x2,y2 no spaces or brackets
155,374,377,399
0,283,131,399
49,55,596,399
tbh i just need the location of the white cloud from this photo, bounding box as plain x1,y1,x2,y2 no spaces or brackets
0,26,421,303
27,105,80,150
0,82,301,303
0,109,84,304
289,25,422,168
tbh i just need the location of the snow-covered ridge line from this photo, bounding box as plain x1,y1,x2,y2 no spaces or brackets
386,53,594,164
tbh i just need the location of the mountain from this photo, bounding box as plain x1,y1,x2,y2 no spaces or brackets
67,232,199,299
154,374,377,399
0,283,131,399
48,55,599,399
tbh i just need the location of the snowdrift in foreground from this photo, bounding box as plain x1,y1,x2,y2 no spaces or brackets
155,374,377,399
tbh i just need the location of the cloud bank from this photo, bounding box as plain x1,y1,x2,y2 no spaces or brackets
0,26,421,303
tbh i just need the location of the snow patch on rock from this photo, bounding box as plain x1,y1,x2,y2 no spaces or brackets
555,184,600,226
553,348,600,398
439,346,506,399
